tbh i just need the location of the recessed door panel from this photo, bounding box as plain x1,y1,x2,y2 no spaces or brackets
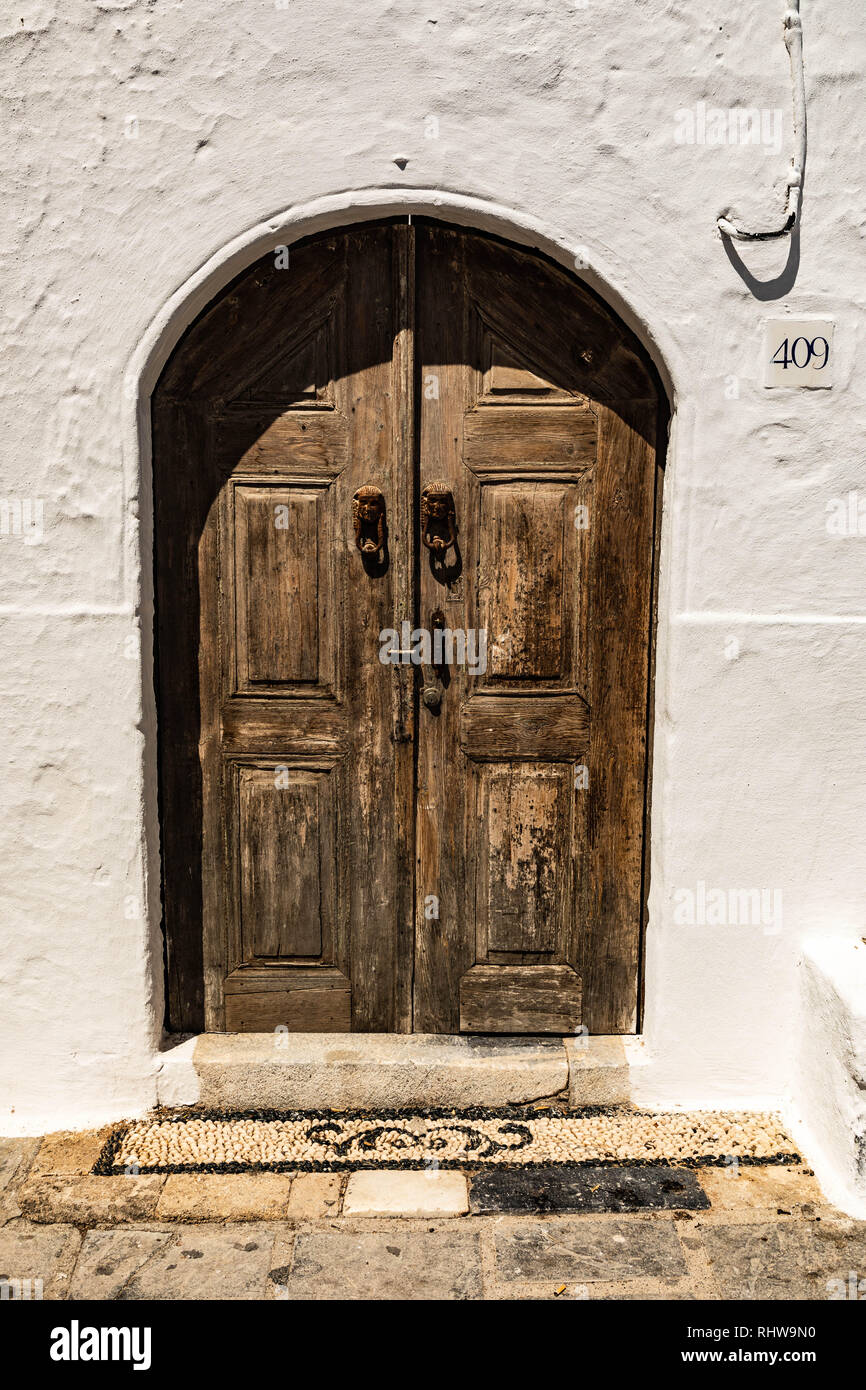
234,762,333,961
478,762,572,955
478,482,569,684
233,484,328,691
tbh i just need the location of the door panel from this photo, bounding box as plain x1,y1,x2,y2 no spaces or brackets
459,965,584,1035
463,407,598,470
478,762,572,954
478,482,573,685
155,218,660,1036
232,484,330,690
233,761,334,960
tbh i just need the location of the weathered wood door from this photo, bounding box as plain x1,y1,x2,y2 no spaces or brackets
155,219,661,1036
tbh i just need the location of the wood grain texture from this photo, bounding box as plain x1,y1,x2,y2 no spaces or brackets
412,222,475,1032
464,406,597,471
459,695,589,760
459,965,582,1034
224,979,351,1033
216,412,347,478
153,399,209,1030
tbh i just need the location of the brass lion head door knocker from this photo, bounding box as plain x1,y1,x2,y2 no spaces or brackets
420,480,457,556
352,484,387,561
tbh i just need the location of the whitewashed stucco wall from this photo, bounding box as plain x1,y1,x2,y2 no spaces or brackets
1,0,864,1138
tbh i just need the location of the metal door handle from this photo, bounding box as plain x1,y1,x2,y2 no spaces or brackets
421,481,456,555
421,608,447,710
352,484,386,558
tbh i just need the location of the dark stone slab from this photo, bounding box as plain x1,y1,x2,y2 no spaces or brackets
469,1165,710,1214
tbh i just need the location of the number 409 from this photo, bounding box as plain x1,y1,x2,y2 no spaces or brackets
772,335,830,370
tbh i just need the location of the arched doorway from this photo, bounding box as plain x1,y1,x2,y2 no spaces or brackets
154,218,663,1036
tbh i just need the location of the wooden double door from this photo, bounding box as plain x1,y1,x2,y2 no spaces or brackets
155,219,661,1036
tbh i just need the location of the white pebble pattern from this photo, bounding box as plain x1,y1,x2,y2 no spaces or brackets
107,1109,798,1172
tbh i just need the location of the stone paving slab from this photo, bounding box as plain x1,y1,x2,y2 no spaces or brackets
487,1275,700,1301
269,1227,483,1300
111,1224,278,1301
28,1129,111,1179
0,1219,82,1300
469,1165,710,1214
701,1216,866,1300
591,1281,700,1300
287,1173,343,1219
68,1229,177,1300
156,1173,293,1222
565,1035,629,1105
0,1139,40,1224
11,1142,820,1228
0,1138,39,1193
494,1216,688,1283
697,1163,823,1214
4,1205,866,1300
343,1170,468,1217
19,1174,165,1225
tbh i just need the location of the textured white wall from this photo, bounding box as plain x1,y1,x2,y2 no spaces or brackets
792,939,866,1217
1,0,864,1134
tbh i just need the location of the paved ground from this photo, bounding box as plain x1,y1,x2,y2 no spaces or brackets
2,1134,865,1300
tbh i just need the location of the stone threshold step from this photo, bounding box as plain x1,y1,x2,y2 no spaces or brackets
184,1032,629,1110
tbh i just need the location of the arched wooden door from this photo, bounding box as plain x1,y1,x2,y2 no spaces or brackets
154,219,663,1036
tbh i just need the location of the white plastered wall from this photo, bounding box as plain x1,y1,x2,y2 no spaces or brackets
1,1,865,1195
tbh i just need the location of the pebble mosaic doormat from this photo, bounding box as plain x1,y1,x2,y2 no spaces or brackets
94,1107,800,1174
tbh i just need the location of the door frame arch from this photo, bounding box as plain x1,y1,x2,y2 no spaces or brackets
127,190,674,1034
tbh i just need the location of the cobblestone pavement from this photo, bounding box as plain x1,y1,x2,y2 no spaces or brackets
2,1135,865,1301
